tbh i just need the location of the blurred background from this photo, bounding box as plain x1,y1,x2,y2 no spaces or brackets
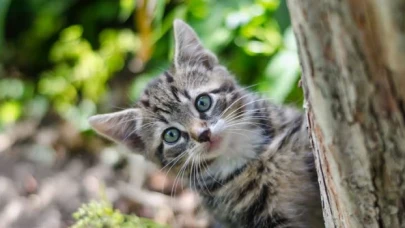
0,0,302,227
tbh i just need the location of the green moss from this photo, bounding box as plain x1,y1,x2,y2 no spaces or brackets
71,200,169,228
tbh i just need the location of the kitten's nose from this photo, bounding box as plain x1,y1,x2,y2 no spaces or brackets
197,129,211,142
190,120,211,143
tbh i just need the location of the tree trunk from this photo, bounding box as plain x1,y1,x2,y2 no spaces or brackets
286,0,405,227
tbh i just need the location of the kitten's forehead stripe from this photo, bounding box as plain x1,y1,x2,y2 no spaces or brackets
170,86,181,102
201,58,213,70
211,98,226,116
210,83,235,94
141,99,150,108
152,106,170,114
157,115,169,124
164,71,174,83
183,90,191,99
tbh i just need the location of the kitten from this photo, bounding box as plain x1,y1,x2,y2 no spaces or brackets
89,19,323,228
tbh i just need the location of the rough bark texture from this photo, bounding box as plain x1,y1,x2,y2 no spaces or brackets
287,0,405,227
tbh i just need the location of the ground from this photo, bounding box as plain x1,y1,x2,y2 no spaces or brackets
0,117,211,228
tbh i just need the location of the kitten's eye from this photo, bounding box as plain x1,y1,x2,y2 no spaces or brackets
195,94,212,112
163,127,181,144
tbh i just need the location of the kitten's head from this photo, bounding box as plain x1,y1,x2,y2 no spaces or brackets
89,20,256,171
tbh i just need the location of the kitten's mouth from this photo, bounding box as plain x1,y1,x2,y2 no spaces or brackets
207,136,222,151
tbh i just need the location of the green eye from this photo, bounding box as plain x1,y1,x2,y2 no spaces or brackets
195,94,212,112
163,127,181,144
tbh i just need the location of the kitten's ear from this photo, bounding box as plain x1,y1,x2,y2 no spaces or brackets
173,19,218,69
88,109,145,152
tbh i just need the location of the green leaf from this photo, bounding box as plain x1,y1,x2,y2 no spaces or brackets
153,0,166,27
71,200,168,228
153,4,187,44
119,0,136,21
259,27,300,103
0,101,22,124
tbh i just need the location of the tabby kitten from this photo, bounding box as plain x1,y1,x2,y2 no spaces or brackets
89,20,323,228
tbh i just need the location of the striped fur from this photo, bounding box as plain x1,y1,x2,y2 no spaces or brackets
89,20,323,228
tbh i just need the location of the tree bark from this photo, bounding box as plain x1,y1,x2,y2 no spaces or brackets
287,0,405,227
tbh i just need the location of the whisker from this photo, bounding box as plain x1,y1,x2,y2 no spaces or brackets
197,153,214,195
159,152,187,172
218,92,252,120
223,112,270,125
222,98,270,123
201,159,221,187
225,131,250,138
225,128,261,135
217,84,266,120
191,154,196,191
160,153,186,193
171,154,192,198
160,151,188,191
225,121,269,129
194,153,204,192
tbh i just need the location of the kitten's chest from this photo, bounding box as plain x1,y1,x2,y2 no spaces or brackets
199,151,322,228
199,163,273,227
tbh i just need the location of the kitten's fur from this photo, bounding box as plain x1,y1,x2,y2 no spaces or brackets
89,20,323,228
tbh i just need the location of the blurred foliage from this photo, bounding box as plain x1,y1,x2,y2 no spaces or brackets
72,199,168,228
0,0,302,131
